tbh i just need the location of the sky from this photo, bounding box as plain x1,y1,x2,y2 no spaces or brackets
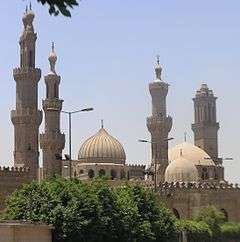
0,0,240,182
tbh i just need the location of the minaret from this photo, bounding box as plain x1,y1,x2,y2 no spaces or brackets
40,43,65,179
146,58,172,183
192,84,220,163
11,6,42,179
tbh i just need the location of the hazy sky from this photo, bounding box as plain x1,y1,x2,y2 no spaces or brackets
1,0,240,182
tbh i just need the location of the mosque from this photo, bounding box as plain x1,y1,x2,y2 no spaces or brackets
1,7,240,222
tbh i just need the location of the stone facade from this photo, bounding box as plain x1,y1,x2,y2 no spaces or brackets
0,167,33,210
0,221,52,242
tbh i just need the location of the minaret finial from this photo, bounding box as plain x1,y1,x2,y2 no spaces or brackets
48,42,57,74
155,55,162,80
52,42,55,52
25,5,28,13
101,119,104,129
29,2,32,10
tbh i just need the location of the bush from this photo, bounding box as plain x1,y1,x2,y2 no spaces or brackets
220,222,240,240
2,177,178,242
177,219,212,242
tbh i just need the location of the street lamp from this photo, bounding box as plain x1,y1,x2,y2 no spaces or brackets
62,107,94,178
138,137,174,192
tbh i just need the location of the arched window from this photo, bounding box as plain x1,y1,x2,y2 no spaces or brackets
110,169,117,180
46,83,49,98
79,169,84,175
74,171,77,178
88,169,95,179
99,169,106,177
29,50,33,68
220,209,228,222
201,167,209,180
120,170,126,179
172,208,180,219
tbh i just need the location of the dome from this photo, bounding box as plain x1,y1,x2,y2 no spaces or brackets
165,157,199,183
78,127,126,164
168,142,215,166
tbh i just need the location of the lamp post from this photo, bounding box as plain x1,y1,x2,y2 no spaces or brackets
138,137,174,192
62,108,93,178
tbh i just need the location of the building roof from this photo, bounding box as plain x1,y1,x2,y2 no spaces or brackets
78,127,126,164
168,142,215,166
165,157,199,183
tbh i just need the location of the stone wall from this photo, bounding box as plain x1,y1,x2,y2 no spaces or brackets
0,221,52,242
0,167,33,209
158,182,240,222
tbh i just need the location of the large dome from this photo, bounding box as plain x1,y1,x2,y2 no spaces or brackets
168,142,215,166
165,157,199,183
78,127,126,164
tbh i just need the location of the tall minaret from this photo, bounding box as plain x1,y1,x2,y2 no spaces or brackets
146,58,172,183
40,43,65,180
192,84,220,163
11,6,42,178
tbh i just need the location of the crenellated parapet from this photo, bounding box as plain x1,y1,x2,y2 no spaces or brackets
42,99,63,112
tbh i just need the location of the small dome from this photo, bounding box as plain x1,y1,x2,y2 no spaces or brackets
78,128,126,164
165,157,199,183
169,142,215,166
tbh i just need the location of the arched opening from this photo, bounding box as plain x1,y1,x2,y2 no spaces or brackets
220,209,228,222
110,169,117,180
79,169,84,175
88,169,95,179
99,169,106,177
172,208,180,219
54,83,58,98
120,170,126,179
201,167,209,180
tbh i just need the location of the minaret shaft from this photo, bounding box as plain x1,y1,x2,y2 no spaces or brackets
147,62,172,183
40,45,65,180
11,9,42,179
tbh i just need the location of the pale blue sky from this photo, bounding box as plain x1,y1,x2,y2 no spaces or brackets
0,0,240,182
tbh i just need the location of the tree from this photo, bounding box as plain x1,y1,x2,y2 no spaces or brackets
35,0,80,17
2,177,178,242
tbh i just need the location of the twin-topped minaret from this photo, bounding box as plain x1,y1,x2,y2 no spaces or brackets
147,58,172,182
11,7,42,179
40,44,65,179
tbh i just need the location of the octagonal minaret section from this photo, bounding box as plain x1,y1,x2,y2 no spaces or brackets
192,84,220,164
40,43,65,180
146,59,172,182
11,7,42,179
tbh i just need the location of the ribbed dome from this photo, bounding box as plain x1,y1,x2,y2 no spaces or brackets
78,128,126,164
165,157,199,183
168,142,215,166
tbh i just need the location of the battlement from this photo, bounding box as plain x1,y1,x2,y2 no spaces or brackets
127,164,146,169
157,181,240,191
0,166,30,173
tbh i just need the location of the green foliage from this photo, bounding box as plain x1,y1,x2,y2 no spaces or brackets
177,219,212,242
35,0,80,17
195,206,225,237
3,177,178,242
220,222,240,240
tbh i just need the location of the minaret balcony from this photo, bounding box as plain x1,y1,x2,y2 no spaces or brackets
147,115,172,134
13,67,41,83
43,99,63,111
11,109,42,125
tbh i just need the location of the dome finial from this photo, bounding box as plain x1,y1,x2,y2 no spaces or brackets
48,42,57,74
155,55,162,80
101,119,104,129
184,132,187,142
29,2,32,10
